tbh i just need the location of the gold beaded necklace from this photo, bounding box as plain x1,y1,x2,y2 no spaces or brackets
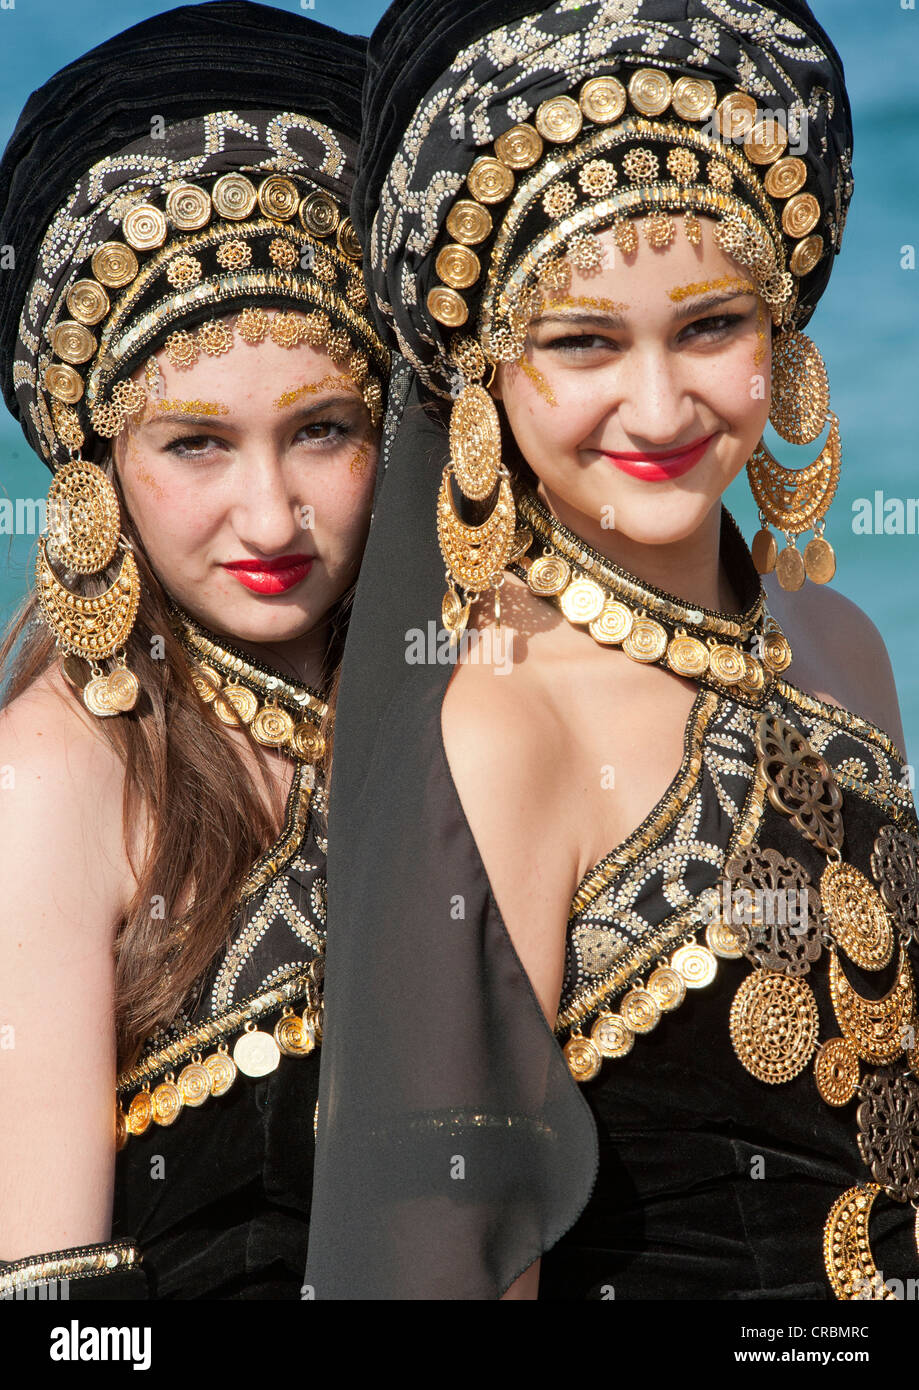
511,487,793,699
169,603,328,763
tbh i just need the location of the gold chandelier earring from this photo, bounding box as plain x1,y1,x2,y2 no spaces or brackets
36,448,141,715
436,336,516,643
748,330,840,591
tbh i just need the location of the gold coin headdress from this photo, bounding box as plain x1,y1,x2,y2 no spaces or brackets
358,0,853,625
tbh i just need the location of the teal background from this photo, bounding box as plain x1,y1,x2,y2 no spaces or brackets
1,1,917,761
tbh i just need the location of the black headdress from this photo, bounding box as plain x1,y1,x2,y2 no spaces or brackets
0,1,386,469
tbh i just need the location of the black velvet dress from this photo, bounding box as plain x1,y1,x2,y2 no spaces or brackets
537,682,919,1300
110,763,326,1299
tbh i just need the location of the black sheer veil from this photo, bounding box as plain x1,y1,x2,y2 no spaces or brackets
305,368,598,1298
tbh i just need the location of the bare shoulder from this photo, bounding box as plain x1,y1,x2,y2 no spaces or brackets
440,584,581,1022
0,664,133,928
0,665,124,1257
764,576,907,754
0,663,126,801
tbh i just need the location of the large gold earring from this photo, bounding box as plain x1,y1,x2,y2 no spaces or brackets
437,338,516,642
748,330,839,590
36,448,141,715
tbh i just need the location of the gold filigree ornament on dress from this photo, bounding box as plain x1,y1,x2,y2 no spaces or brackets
856,1067,919,1202
754,710,905,991
829,946,915,1068
814,1036,860,1107
722,843,825,977
755,712,844,855
729,968,819,1083
871,822,919,946
819,860,894,972
748,330,839,589
823,1185,900,1300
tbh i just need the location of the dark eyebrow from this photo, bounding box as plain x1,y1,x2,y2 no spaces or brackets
670,290,757,322
530,311,629,331
286,394,363,417
145,395,361,429
530,290,755,334
146,413,230,428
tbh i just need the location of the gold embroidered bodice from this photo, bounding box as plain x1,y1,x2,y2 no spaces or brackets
559,680,914,1031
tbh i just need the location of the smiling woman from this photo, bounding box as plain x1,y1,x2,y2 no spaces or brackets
305,0,919,1303
0,2,387,1300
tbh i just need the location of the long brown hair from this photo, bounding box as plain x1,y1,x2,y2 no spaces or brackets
0,455,344,1072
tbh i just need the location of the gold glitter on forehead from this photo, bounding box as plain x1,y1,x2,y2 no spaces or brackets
668,276,756,302
273,373,358,411
152,399,229,416
540,295,629,314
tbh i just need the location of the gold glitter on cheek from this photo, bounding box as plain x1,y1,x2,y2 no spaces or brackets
517,354,557,406
273,374,356,411
349,440,372,475
754,296,768,367
135,464,165,500
667,276,755,302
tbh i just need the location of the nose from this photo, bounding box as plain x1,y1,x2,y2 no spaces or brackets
230,447,304,555
614,343,698,447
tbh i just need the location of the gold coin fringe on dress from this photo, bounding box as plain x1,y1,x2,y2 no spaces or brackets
117,969,324,1147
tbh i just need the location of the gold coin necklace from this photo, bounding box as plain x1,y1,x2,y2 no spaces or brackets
511,487,791,700
170,601,328,764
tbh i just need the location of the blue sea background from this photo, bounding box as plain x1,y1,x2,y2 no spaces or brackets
1,0,917,759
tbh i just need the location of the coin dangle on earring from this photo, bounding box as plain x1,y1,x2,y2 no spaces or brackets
751,525,777,575
803,529,836,584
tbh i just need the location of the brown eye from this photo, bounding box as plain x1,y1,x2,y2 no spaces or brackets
165,435,221,457
679,313,744,341
544,334,617,354
295,417,353,447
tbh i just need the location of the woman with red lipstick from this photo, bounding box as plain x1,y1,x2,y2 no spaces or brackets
306,0,919,1302
0,5,387,1299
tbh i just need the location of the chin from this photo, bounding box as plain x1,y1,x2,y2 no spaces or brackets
602,492,719,547
177,587,319,644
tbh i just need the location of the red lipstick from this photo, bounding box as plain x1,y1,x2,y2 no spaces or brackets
602,432,717,481
222,554,314,595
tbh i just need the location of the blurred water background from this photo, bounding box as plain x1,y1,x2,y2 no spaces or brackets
1,0,916,760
